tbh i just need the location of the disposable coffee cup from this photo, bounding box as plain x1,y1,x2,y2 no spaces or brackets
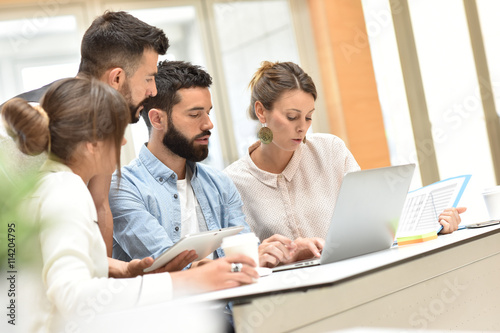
221,232,260,267
482,185,500,220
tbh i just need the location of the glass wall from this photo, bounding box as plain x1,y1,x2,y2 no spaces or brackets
361,0,421,189
0,6,84,174
0,12,82,103
212,0,301,157
408,0,494,187
477,0,500,116
362,0,497,221
363,0,497,192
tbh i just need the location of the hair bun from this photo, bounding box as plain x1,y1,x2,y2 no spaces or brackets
1,98,50,155
248,61,278,91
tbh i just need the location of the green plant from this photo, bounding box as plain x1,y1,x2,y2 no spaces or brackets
0,151,40,271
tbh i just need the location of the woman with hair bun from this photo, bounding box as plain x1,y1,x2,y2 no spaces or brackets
2,77,257,332
224,61,465,267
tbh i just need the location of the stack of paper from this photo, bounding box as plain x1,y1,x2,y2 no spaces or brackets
396,230,438,246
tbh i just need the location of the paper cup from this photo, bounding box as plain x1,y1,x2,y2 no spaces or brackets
482,186,500,220
221,232,259,267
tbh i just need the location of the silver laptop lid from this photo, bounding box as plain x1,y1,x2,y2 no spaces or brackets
320,164,415,265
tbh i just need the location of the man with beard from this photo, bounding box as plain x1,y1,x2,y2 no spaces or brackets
1,11,194,276
109,61,297,268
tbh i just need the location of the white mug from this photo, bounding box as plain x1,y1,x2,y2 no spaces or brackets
482,186,500,220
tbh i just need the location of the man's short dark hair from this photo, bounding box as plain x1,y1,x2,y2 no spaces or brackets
78,11,169,78
142,60,212,131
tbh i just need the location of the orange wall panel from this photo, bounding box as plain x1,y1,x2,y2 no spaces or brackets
309,0,391,169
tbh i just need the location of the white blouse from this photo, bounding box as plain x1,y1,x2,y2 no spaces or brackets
224,133,360,241
29,160,173,332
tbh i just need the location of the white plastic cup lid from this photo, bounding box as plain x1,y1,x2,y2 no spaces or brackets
221,232,259,248
482,185,500,195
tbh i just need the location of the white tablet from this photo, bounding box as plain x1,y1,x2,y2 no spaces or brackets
143,226,244,272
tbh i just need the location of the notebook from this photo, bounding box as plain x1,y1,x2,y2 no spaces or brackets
272,164,416,272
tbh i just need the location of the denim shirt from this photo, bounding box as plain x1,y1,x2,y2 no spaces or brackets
109,144,251,261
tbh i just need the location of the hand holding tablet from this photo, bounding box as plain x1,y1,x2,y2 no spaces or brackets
144,226,244,273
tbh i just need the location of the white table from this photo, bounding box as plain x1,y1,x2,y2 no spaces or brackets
186,225,500,332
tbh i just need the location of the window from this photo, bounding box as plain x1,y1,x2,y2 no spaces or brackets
361,0,421,188
0,10,83,102
409,0,494,188
477,0,500,116
211,0,301,158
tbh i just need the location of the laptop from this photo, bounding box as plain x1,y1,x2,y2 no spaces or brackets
273,164,416,272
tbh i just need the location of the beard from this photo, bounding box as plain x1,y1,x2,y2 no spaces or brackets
119,80,145,124
162,121,210,162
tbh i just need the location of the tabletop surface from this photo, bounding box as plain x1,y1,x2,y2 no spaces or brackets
179,224,500,304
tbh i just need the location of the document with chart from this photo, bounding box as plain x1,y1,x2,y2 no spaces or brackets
395,175,471,243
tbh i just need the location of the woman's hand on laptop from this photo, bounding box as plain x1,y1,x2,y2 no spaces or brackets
287,237,325,263
438,207,467,234
258,234,297,268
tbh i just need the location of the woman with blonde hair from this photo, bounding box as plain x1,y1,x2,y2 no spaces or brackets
224,61,465,266
2,77,257,331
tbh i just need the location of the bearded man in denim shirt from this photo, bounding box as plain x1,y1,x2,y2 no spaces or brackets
109,61,296,269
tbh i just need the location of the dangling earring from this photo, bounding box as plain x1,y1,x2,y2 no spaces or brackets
303,136,307,144
257,123,273,144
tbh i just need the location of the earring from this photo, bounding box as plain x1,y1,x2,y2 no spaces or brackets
303,136,307,144
257,123,273,144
